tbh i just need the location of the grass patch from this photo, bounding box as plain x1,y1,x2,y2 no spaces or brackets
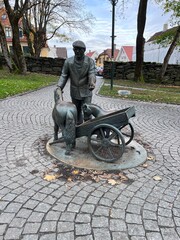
0,69,58,99
99,79,180,104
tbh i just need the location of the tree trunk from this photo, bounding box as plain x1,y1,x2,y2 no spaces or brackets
11,20,27,74
159,25,180,82
134,0,148,81
33,31,46,57
4,0,28,74
0,22,13,71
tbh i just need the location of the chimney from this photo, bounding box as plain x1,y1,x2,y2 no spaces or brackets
163,24,168,31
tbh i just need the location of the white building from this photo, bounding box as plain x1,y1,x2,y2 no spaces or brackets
132,25,180,64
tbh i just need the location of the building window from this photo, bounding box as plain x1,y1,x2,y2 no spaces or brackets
1,14,7,20
23,46,30,55
19,28,23,38
5,27,12,38
9,46,13,53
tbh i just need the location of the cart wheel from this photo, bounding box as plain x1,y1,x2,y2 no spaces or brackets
88,124,125,163
119,122,134,145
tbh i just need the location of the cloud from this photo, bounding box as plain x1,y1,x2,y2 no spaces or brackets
48,0,172,57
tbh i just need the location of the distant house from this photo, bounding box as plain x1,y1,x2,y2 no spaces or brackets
132,25,180,64
48,46,67,59
0,6,49,57
119,46,134,62
96,46,120,68
86,50,98,61
0,7,29,54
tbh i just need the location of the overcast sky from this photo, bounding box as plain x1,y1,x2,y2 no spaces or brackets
48,0,172,57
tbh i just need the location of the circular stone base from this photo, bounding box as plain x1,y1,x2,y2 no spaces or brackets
46,135,147,171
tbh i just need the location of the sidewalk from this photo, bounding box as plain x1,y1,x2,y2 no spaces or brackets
0,78,180,240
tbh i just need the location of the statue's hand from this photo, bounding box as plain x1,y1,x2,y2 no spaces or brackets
57,86,63,93
89,83,95,91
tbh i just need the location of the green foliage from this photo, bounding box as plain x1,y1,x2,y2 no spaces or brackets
0,69,57,99
99,79,180,104
156,0,180,25
155,27,180,46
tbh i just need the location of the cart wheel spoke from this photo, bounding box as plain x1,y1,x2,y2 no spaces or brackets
99,127,106,138
120,122,134,145
88,124,125,163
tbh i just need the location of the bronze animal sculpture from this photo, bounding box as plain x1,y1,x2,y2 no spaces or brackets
83,103,114,119
52,88,77,155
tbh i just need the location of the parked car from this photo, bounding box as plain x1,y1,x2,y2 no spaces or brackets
95,66,103,76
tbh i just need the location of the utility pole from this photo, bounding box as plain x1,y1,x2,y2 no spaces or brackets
109,0,118,90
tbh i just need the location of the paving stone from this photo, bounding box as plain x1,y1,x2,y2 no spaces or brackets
161,228,180,240
39,233,56,240
158,216,174,227
0,213,15,224
110,219,127,231
80,204,95,214
94,206,110,216
93,228,111,240
57,222,74,232
10,218,26,227
75,223,91,235
110,208,125,219
127,224,145,236
27,212,45,222
23,223,41,234
92,216,108,228
76,236,93,240
146,232,163,240
40,221,57,232
75,213,91,223
60,212,76,222
0,224,7,235
143,220,159,231
57,232,74,240
112,232,129,240
126,213,142,224
143,210,157,220
34,202,51,213
21,234,39,240
45,211,61,221
4,227,22,240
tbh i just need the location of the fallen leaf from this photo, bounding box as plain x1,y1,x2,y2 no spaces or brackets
108,179,117,185
67,177,72,182
153,175,162,181
92,176,100,183
118,173,128,181
72,170,79,175
99,174,112,179
147,156,155,161
43,174,57,181
142,163,148,168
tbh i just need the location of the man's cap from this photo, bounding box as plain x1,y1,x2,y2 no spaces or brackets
72,40,86,50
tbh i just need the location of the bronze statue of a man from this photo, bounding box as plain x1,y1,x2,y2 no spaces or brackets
57,40,96,125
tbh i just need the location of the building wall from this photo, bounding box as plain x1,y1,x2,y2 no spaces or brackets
132,42,180,64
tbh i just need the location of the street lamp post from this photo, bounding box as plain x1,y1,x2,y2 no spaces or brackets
109,0,118,90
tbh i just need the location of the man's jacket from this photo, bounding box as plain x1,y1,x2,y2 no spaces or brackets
58,56,96,99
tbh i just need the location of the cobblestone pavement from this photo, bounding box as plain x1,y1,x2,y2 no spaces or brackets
0,78,180,240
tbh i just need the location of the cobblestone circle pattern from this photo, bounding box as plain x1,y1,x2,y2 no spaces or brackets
0,79,180,240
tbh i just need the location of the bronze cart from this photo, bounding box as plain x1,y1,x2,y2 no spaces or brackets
76,106,135,163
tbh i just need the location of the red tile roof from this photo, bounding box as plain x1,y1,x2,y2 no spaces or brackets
122,46,134,61
86,51,96,58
